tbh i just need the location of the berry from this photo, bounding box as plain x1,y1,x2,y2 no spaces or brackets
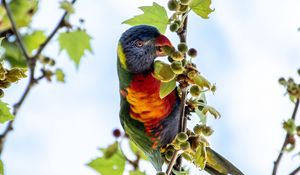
161,46,175,56
171,51,184,61
171,61,184,74
180,0,191,5
180,142,190,150
190,85,201,97
167,0,178,11
169,23,179,32
112,129,121,138
177,42,188,53
176,132,188,142
174,20,181,26
49,59,56,66
165,150,174,161
187,48,197,58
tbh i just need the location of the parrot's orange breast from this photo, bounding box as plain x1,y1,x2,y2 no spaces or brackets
126,73,176,141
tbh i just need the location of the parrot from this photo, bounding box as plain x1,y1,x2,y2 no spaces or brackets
117,25,244,175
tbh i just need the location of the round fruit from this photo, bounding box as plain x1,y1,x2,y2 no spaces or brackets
187,48,197,58
168,0,178,11
176,132,188,142
177,42,188,53
190,85,201,97
169,23,179,32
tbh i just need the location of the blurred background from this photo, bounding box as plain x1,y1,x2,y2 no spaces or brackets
1,0,300,174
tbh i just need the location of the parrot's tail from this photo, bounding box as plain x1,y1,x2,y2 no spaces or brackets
205,147,244,175
149,150,164,172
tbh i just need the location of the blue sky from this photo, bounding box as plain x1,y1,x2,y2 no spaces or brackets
1,0,300,174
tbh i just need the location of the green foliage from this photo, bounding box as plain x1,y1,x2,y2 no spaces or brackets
104,141,118,159
0,101,14,124
23,30,46,54
88,148,125,175
0,160,3,175
153,60,176,83
0,0,38,32
58,30,92,67
129,170,146,175
194,143,207,170
122,3,169,34
2,40,26,67
160,79,176,99
189,0,214,19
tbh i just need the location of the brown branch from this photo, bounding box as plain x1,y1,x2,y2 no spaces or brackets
32,0,77,59
272,99,300,175
0,0,78,156
166,15,189,175
289,166,300,175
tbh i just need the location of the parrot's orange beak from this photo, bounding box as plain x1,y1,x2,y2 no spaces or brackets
155,34,173,57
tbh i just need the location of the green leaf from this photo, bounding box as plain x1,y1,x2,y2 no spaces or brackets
129,141,148,160
129,169,146,175
23,30,46,53
0,160,3,175
153,60,176,82
58,30,92,67
189,0,214,19
160,79,176,99
193,74,211,90
104,141,118,159
195,108,206,125
2,40,26,67
194,143,207,170
0,101,14,124
60,0,75,14
202,105,221,119
55,68,65,83
88,149,125,175
122,2,169,34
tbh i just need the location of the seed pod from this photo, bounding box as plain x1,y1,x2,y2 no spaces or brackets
180,142,190,150
176,132,188,142
177,42,188,53
202,126,214,136
171,51,184,61
190,85,201,97
167,0,178,11
112,129,121,138
165,150,174,161
188,48,197,58
171,61,184,74
179,4,188,12
169,23,180,32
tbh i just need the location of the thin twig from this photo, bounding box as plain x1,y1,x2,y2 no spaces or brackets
32,0,77,59
272,99,300,175
2,0,30,61
166,15,189,175
289,166,300,175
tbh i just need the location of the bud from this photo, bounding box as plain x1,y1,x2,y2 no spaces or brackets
193,124,203,135
190,85,201,97
49,59,56,66
180,142,190,150
287,135,296,145
177,42,188,53
169,23,180,32
174,20,181,26
112,129,121,138
176,132,188,142
187,48,197,58
171,51,184,61
168,0,178,11
278,77,286,85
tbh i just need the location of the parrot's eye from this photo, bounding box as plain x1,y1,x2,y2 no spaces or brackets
135,40,143,47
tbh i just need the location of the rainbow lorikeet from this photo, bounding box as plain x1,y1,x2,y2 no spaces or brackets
117,25,243,175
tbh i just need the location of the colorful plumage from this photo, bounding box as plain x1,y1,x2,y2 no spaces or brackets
117,25,243,175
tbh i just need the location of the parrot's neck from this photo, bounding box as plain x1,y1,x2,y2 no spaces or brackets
126,72,177,148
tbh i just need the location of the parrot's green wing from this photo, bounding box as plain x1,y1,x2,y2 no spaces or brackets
117,58,164,171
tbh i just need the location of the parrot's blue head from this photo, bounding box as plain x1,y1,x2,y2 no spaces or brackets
118,25,172,73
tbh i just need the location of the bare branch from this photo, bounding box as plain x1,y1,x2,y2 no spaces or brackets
289,166,300,175
272,99,300,175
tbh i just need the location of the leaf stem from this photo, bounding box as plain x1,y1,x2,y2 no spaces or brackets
272,99,300,175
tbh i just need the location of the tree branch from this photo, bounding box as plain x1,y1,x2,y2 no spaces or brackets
289,166,300,175
166,15,189,175
272,99,300,175
0,0,78,156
